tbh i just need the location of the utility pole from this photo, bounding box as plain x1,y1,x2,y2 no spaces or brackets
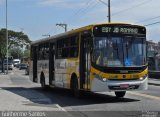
56,23,67,32
108,0,111,22
6,0,8,74
98,0,111,22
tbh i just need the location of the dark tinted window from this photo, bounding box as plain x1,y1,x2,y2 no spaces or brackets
56,35,79,59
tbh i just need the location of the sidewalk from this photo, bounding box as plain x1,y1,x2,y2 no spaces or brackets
0,70,12,75
0,74,9,77
148,78,160,86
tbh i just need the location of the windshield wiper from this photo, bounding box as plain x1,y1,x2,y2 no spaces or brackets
115,40,119,59
125,44,129,59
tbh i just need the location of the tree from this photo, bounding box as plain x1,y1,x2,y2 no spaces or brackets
0,28,31,72
23,49,30,58
0,28,31,50
9,48,23,59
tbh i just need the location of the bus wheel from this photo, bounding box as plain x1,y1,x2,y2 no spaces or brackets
40,73,46,90
115,91,126,98
71,77,80,98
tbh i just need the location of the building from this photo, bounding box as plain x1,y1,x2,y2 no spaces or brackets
147,40,160,77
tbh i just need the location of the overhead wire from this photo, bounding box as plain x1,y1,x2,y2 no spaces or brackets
46,0,98,35
66,1,100,25
70,0,93,17
144,21,160,26
65,0,96,23
112,0,153,16
98,0,108,6
45,0,93,36
136,15,160,24
47,0,157,34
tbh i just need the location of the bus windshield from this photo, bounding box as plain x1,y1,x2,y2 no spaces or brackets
92,36,146,67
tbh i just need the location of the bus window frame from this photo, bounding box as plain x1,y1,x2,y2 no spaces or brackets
56,34,79,59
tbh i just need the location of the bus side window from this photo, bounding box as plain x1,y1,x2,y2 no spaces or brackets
56,35,79,59
70,36,79,57
37,45,41,60
56,39,62,59
44,43,49,60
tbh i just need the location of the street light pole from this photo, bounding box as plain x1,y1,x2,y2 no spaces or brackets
56,23,67,32
108,0,111,22
6,0,8,74
42,34,50,37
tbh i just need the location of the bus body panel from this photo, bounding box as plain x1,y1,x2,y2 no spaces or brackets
29,23,148,96
90,66,148,92
90,67,148,80
54,58,79,88
55,59,67,87
91,75,148,92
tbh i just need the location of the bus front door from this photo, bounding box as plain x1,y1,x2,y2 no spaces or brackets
80,35,91,90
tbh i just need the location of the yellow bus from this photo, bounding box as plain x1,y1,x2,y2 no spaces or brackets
29,23,148,98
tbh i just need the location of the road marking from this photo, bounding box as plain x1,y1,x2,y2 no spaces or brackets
55,104,67,112
55,104,75,117
128,91,160,101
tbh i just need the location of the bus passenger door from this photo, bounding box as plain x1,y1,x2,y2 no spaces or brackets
33,46,38,82
80,33,91,90
49,43,55,86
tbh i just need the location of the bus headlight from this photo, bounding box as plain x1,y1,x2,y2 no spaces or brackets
102,78,107,82
139,77,144,80
139,74,147,81
94,74,107,82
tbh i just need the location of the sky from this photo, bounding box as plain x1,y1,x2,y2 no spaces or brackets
0,0,160,42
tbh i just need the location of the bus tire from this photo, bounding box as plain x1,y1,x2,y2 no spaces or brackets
71,76,80,98
40,73,47,90
115,91,126,98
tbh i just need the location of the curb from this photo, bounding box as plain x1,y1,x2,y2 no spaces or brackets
149,77,160,79
149,72,160,79
148,82,160,86
148,78,160,86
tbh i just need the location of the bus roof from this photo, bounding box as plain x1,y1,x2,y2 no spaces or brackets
31,22,145,45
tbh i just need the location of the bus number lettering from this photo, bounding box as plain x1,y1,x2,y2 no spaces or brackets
120,28,138,34
102,27,112,33
101,27,139,34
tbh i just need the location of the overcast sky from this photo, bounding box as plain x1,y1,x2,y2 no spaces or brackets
0,0,160,42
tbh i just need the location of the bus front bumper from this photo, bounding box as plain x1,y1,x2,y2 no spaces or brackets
91,76,148,92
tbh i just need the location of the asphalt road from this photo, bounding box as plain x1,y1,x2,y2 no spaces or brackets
0,68,160,117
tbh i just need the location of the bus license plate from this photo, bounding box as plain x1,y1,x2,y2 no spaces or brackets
120,84,129,88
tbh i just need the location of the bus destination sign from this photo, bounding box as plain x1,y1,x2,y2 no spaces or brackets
102,27,138,34
94,25,146,35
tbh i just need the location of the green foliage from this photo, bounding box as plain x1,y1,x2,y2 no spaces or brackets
0,28,31,49
0,28,31,60
9,48,23,59
23,49,30,58
0,30,7,59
